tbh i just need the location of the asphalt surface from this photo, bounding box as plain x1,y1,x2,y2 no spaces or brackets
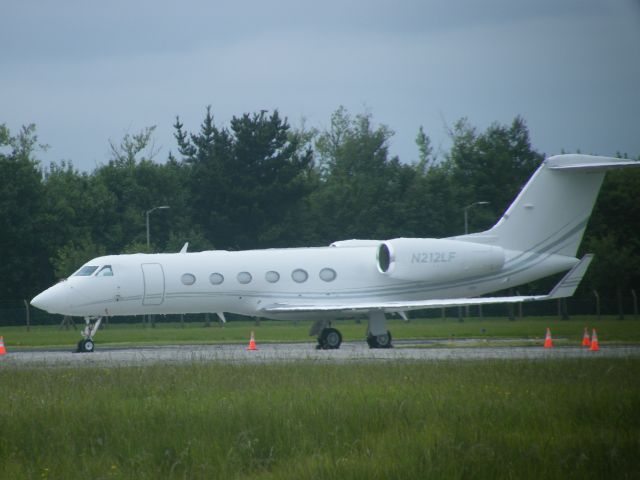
3,340,640,367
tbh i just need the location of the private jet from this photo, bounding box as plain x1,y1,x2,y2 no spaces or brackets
31,154,639,352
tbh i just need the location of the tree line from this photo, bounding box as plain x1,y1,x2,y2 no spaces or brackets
1,107,638,317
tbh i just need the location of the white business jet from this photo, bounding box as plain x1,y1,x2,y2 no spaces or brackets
31,154,638,352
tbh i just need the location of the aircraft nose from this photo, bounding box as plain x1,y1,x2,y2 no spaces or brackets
31,283,73,314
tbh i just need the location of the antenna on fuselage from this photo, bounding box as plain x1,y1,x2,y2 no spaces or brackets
180,242,189,253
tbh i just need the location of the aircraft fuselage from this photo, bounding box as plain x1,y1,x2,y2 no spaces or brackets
32,243,576,320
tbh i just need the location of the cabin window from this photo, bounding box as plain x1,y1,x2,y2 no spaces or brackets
96,265,114,277
237,272,252,284
265,271,280,283
210,273,224,285
74,266,99,276
181,273,196,285
319,268,337,282
291,269,308,283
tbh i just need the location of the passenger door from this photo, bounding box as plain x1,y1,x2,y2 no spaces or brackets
141,263,165,305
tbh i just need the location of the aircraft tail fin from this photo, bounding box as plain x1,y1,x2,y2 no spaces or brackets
469,155,638,257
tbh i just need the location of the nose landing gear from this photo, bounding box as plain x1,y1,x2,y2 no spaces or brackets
76,316,103,353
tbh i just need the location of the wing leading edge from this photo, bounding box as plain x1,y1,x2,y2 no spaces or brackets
262,255,593,316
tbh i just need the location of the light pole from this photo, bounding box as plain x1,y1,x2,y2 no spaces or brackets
146,205,170,249
463,201,489,235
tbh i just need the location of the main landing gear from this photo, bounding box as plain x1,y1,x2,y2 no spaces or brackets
76,316,103,353
365,311,393,349
310,320,343,349
366,330,393,348
310,311,394,349
317,327,343,350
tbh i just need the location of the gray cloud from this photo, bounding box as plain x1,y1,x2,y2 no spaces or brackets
2,0,639,170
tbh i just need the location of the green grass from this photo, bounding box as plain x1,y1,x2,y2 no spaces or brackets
2,315,640,349
1,359,639,479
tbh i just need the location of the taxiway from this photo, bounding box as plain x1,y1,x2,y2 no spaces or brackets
3,341,640,367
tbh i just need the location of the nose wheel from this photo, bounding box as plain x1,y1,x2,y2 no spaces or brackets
77,338,95,353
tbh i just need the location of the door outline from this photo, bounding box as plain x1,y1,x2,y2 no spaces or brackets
141,263,165,305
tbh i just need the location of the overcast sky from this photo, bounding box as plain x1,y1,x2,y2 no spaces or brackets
2,0,640,171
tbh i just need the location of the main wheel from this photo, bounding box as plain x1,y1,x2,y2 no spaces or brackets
319,327,342,349
366,331,393,349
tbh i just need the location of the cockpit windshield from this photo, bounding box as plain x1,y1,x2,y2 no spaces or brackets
74,265,99,276
73,265,114,277
96,265,114,277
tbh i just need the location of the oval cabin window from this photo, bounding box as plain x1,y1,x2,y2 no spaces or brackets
210,273,224,285
237,272,252,284
265,271,280,283
291,269,308,283
319,268,337,282
181,273,196,286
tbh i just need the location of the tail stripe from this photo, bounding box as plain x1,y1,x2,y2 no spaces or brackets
503,217,588,267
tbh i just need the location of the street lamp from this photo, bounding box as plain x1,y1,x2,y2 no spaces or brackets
146,206,170,249
463,201,489,234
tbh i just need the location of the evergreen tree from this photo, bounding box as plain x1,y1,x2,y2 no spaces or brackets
0,124,50,300
174,107,314,249
445,116,543,233
312,107,420,241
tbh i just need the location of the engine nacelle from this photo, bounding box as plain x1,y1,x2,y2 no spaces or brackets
377,238,505,282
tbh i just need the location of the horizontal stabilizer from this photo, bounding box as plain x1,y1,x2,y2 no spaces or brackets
542,254,593,300
262,255,594,316
548,160,640,171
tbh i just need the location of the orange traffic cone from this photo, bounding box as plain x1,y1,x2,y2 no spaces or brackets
543,328,553,348
0,336,6,355
247,331,257,351
590,329,600,351
582,327,591,347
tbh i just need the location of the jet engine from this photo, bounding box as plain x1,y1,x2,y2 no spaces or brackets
377,238,505,282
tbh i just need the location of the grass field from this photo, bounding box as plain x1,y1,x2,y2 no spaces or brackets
1,359,639,479
2,315,640,349
2,317,639,479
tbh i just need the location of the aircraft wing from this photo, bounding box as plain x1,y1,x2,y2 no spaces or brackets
262,254,593,315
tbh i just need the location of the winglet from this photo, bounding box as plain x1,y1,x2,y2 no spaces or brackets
543,254,593,300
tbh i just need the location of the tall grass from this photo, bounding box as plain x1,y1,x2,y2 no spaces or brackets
1,359,639,479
